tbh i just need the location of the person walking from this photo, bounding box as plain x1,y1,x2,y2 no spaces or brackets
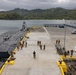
33,51,36,59
21,44,23,50
17,45,19,51
38,41,40,46
43,45,45,50
56,40,57,44
19,42,22,49
67,50,70,55
10,51,14,57
58,40,60,44
64,51,67,57
37,41,39,46
23,41,24,47
25,42,27,47
40,44,42,50
70,50,73,57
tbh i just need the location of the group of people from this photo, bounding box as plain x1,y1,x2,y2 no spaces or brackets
17,39,36,59
56,39,74,57
64,50,74,57
56,40,60,45
17,40,27,50
17,39,47,59
37,41,46,50
33,41,46,59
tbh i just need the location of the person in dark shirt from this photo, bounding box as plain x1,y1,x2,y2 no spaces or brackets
37,41,39,46
25,42,27,47
67,50,70,55
33,51,36,59
64,51,67,57
40,44,42,50
43,45,45,50
70,50,73,57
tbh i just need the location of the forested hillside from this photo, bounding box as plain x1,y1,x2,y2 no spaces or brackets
0,8,76,20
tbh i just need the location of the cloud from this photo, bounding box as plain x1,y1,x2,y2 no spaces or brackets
0,0,76,11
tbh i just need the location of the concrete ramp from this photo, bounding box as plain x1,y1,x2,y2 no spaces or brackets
29,67,52,75
2,30,61,75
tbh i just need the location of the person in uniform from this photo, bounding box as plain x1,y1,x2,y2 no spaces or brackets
40,44,42,50
33,51,36,59
43,45,45,50
70,50,73,57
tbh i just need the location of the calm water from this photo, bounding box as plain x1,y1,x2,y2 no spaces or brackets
0,20,75,35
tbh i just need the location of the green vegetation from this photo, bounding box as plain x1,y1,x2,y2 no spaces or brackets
0,13,23,20
0,8,76,20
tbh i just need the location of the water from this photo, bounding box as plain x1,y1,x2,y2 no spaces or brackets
0,20,76,35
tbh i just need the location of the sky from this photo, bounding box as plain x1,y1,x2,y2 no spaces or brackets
0,0,76,11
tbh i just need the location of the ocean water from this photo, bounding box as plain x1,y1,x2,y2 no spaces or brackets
0,20,76,35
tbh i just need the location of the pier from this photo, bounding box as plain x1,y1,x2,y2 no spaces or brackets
0,26,76,75
2,27,61,75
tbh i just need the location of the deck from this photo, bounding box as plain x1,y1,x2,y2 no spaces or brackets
2,28,61,75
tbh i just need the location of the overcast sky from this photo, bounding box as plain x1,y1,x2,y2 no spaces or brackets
0,0,76,11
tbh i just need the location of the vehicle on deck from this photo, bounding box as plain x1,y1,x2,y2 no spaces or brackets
71,30,76,34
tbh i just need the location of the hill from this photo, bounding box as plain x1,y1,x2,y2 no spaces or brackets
0,7,76,20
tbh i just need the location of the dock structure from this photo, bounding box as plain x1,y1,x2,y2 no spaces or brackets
44,27,76,75
0,26,76,75
2,27,61,75
57,55,76,75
